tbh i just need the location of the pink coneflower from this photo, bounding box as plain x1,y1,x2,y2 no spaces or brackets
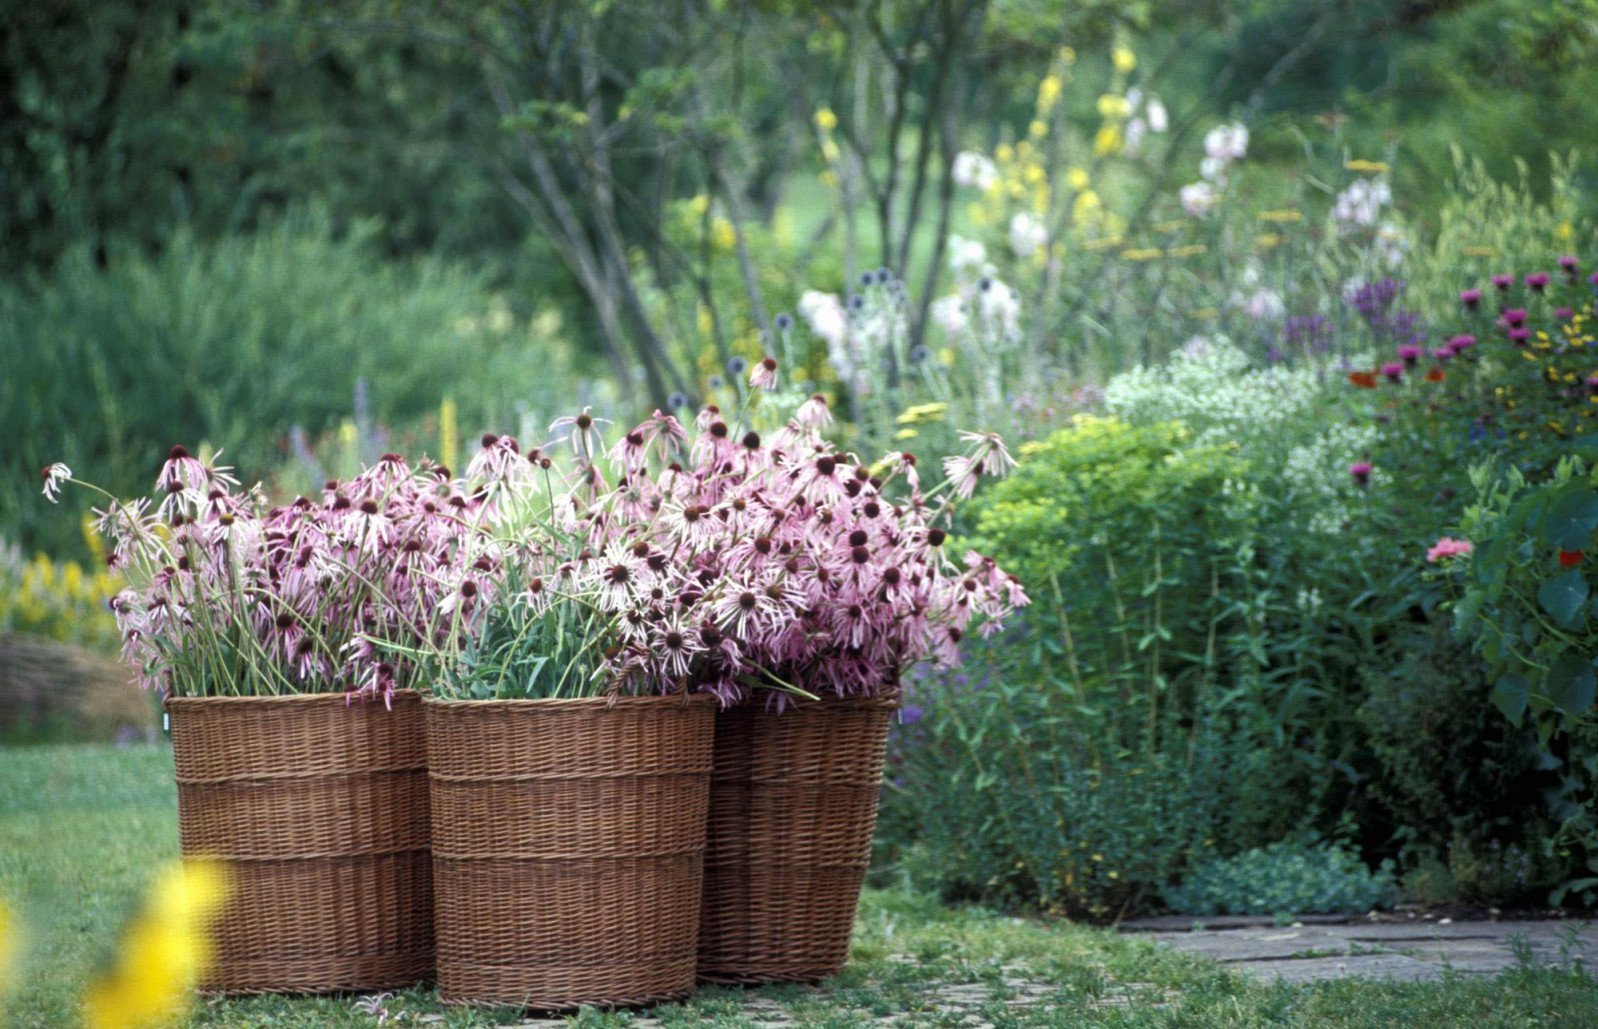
1349,461,1373,487
1397,344,1423,367
1425,537,1473,563
794,394,833,428
1525,272,1550,292
750,356,779,390
1492,274,1514,292
1459,288,1482,310
1380,362,1404,382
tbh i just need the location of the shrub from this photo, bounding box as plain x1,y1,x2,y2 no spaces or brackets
0,208,556,557
0,534,121,652
1163,840,1397,917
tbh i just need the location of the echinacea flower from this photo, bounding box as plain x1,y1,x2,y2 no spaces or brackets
794,394,833,428
1349,461,1373,487
750,356,779,390
1460,288,1482,309
1426,537,1473,563
40,462,72,503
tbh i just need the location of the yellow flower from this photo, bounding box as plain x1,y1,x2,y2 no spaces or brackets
1096,94,1130,120
1112,46,1136,73
1066,167,1091,192
1058,46,1077,65
1091,853,1104,862
0,901,17,996
820,169,839,188
1119,247,1163,261
1037,75,1063,113
1108,870,1121,880
1093,124,1123,157
83,860,231,1029
897,402,950,425
1168,244,1208,259
1073,189,1102,222
1028,119,1047,139
813,107,837,131
995,143,1015,164
688,193,710,217
711,216,737,252
967,201,988,226
1256,232,1282,249
938,347,956,367
820,139,840,163
1461,245,1497,257
696,304,713,338
1259,209,1303,223
893,428,919,441
1558,221,1575,242
1344,159,1390,174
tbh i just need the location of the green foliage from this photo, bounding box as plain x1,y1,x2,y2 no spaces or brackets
1456,456,1598,905
0,209,555,556
1163,840,1396,917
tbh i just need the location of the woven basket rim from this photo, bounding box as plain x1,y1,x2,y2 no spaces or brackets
727,694,900,711
425,693,716,711
166,689,423,708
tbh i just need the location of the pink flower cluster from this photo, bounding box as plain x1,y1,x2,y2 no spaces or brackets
1425,537,1474,563
531,394,1029,703
92,447,505,700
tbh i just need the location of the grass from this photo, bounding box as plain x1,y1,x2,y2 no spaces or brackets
3,744,1597,1026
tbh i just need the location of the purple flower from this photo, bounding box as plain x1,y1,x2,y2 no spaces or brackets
1431,347,1453,362
1397,344,1423,367
1503,307,1527,327
1349,461,1373,487
901,704,925,726
1460,288,1482,310
1380,362,1404,382
1525,272,1550,292
1492,274,1514,292
1282,314,1332,353
1588,375,1598,395
1557,306,1575,321
1508,326,1531,345
1560,255,1579,272
1447,333,1476,354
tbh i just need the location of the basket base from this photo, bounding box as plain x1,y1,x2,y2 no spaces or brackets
437,958,696,1010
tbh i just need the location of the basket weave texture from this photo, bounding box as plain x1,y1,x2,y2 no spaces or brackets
426,694,715,1009
697,696,895,984
168,691,433,993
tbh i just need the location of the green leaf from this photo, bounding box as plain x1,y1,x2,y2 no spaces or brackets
1493,674,1530,725
1549,655,1597,717
1544,488,1598,550
1538,569,1590,626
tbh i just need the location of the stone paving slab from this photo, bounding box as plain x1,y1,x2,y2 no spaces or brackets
1132,918,1597,983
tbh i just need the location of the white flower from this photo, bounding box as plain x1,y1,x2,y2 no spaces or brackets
1179,181,1220,218
40,463,72,503
1238,287,1285,322
1007,212,1047,258
1124,117,1147,155
1146,99,1169,133
797,290,848,348
930,294,968,338
1203,122,1248,163
976,279,1021,338
1375,222,1410,268
946,235,989,277
1332,177,1390,228
951,151,998,191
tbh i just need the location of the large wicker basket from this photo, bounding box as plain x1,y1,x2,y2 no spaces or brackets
167,691,433,993
698,696,896,984
426,694,716,1009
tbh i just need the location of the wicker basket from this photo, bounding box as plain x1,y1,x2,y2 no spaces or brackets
167,691,434,993
426,694,716,1009
697,696,896,984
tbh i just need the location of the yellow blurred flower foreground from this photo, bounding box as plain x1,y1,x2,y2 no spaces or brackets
0,901,17,995
83,860,231,1029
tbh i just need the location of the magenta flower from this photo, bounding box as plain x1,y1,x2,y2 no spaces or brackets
1492,274,1514,291
1396,344,1422,367
1430,347,1453,362
1560,255,1579,272
1459,288,1482,310
1426,537,1474,563
1349,461,1373,487
1525,272,1550,292
1446,333,1476,354
1380,362,1404,382
1503,307,1527,327
1557,306,1575,321
1508,327,1531,345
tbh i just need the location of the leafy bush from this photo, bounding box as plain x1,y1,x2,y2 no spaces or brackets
0,208,560,557
0,533,121,652
1163,840,1396,917
1454,455,1598,905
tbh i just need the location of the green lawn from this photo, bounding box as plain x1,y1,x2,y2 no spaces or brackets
2,744,1595,1027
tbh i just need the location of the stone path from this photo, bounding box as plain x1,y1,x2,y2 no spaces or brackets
1121,915,1598,983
